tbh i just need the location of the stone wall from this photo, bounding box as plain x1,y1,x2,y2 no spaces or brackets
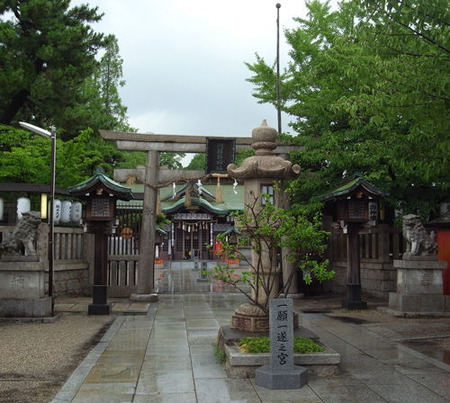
53,262,90,297
330,261,397,299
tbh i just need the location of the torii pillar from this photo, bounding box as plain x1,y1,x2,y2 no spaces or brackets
131,150,159,301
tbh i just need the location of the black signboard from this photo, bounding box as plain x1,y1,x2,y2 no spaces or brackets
206,138,235,173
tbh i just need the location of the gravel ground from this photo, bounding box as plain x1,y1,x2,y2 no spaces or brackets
0,314,113,403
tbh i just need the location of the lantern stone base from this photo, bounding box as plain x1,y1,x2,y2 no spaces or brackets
387,259,450,316
0,260,52,318
230,303,269,332
231,312,269,332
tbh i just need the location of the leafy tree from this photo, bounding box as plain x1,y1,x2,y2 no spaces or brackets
246,0,450,219
0,0,105,138
210,192,332,315
116,151,147,170
116,151,186,170
73,34,134,135
160,152,185,170
185,153,205,170
185,150,255,170
0,124,114,187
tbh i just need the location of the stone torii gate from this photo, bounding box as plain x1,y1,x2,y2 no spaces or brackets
100,127,299,300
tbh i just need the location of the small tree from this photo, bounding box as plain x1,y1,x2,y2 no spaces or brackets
210,193,334,315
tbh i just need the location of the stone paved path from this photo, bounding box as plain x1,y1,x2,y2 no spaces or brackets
52,265,450,402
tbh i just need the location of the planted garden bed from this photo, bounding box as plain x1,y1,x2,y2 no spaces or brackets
223,341,340,378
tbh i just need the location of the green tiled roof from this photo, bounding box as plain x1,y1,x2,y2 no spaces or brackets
69,172,134,201
117,183,244,213
320,177,386,201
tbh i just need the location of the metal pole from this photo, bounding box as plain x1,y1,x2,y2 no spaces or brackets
19,122,55,316
276,3,282,135
48,128,56,314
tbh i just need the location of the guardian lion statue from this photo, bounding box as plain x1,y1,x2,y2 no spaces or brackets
0,211,42,256
402,214,437,257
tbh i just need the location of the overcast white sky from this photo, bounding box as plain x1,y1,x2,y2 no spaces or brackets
71,0,309,138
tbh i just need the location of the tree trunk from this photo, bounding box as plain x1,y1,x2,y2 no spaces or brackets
0,89,30,124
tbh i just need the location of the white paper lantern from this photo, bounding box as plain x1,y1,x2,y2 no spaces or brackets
53,199,61,224
71,201,82,223
61,201,72,223
17,197,31,220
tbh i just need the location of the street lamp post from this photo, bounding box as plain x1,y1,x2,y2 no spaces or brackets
276,3,282,135
19,122,56,315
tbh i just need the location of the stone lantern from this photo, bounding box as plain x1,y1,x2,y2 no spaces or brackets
227,120,300,332
321,177,385,309
69,171,133,315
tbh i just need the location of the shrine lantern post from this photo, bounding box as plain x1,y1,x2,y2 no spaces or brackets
69,171,133,315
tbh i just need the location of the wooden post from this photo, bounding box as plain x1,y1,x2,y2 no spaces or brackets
343,223,367,309
88,221,111,315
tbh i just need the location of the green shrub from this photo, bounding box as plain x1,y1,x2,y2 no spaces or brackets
238,337,324,354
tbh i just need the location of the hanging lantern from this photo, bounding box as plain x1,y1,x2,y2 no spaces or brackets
17,197,30,220
53,199,62,224
71,201,83,223
40,194,48,220
61,201,72,223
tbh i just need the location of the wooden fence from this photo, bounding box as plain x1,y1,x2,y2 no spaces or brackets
330,223,404,262
328,223,404,298
107,234,139,297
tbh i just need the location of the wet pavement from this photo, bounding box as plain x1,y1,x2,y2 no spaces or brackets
52,263,450,402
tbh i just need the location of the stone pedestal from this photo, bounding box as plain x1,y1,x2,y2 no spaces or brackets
231,303,269,332
0,260,52,317
388,259,450,315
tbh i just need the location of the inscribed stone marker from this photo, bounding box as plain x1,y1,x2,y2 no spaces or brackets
255,298,308,389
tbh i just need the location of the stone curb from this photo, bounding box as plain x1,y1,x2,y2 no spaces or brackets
50,316,125,403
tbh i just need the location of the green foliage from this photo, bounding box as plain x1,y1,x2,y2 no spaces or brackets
214,346,227,363
116,151,147,169
239,337,324,354
186,153,205,170
160,153,186,170
0,1,134,142
236,149,255,166
156,213,170,226
246,0,450,219
0,124,123,187
70,34,135,138
210,191,333,314
185,149,255,170
0,1,104,131
0,1,139,184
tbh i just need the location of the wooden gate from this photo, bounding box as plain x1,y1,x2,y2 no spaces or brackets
107,202,142,297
